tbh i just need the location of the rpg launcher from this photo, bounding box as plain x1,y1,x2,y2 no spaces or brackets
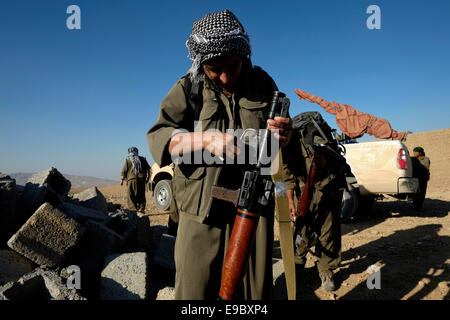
210,91,290,300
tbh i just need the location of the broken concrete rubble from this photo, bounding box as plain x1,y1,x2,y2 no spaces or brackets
63,219,126,299
104,209,136,238
17,167,71,224
1,167,181,300
99,252,149,300
7,202,86,267
0,250,34,285
0,268,85,300
61,201,108,223
71,186,108,214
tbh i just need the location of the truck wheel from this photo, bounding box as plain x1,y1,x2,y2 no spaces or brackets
341,186,359,223
154,180,172,211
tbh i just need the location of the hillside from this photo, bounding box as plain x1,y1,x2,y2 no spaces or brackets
402,128,450,196
9,172,118,189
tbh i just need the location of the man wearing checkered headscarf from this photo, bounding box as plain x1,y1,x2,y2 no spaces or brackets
148,9,292,300
186,9,251,83
121,147,151,213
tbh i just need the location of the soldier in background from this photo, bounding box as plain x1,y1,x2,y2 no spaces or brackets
120,146,151,213
412,146,431,210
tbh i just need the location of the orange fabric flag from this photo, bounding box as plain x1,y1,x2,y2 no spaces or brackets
294,89,407,141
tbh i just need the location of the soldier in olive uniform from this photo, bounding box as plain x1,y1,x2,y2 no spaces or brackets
121,147,151,213
282,126,346,292
412,146,431,210
147,10,292,300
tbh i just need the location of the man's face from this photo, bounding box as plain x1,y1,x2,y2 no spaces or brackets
202,55,243,93
413,151,420,157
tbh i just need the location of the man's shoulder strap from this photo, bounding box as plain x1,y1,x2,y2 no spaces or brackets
181,74,203,121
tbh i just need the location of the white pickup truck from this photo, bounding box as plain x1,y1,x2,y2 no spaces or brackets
341,140,419,221
149,140,420,223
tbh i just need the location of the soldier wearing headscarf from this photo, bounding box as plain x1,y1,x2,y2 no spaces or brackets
121,147,151,213
148,10,292,299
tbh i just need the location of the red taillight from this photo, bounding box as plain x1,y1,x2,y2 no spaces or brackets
398,149,407,169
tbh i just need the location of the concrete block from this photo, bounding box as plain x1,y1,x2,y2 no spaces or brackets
103,210,137,248
0,268,85,300
99,252,149,300
151,233,175,271
0,175,17,245
156,286,175,300
17,167,71,223
63,220,126,299
71,187,108,214
68,220,125,275
61,202,108,223
7,202,86,267
0,250,33,285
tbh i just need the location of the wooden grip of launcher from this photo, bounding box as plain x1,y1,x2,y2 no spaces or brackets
297,163,318,217
219,208,259,300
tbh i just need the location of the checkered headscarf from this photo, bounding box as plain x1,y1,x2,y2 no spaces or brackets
127,147,142,176
186,10,251,83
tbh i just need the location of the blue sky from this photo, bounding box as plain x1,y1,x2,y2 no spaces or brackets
1,0,449,180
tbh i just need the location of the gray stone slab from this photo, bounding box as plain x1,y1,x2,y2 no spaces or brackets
99,252,149,300
7,202,86,267
61,202,108,223
0,268,85,300
17,167,71,222
0,250,33,285
71,187,108,214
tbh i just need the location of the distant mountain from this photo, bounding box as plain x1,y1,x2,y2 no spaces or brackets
8,172,118,188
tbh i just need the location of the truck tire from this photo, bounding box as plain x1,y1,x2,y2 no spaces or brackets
341,185,359,223
154,180,172,211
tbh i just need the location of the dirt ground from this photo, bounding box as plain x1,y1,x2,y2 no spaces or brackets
78,128,449,300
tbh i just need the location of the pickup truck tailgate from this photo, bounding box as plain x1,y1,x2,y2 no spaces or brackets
344,140,417,195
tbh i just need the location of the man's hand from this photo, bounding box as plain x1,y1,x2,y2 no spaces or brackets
267,116,292,147
204,132,243,160
286,189,296,222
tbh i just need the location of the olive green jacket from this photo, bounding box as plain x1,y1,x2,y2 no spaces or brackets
121,156,151,181
147,65,277,223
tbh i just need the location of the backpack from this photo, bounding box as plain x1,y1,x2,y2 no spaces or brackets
181,74,203,122
292,111,347,175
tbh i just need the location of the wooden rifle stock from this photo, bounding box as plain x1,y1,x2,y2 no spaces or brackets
218,208,259,300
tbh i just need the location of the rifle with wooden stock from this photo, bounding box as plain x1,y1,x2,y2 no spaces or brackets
211,91,290,300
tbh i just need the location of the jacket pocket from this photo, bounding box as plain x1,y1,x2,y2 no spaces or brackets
239,97,268,129
173,165,206,216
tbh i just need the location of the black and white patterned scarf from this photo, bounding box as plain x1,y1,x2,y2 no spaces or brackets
186,10,251,83
127,147,142,176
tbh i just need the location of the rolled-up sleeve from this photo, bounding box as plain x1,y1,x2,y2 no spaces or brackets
147,79,192,167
